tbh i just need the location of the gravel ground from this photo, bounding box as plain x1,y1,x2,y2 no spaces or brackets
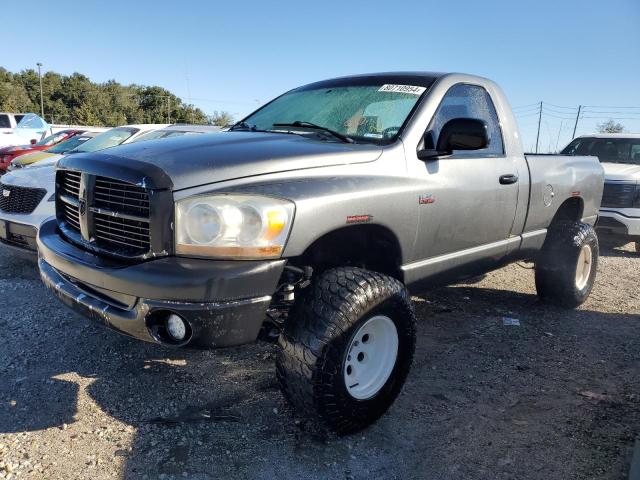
0,242,638,480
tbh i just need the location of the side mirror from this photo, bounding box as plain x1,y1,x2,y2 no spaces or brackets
30,139,37,145
437,118,489,152
417,118,489,160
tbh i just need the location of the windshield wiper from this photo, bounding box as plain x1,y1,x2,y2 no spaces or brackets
229,121,257,131
272,121,354,143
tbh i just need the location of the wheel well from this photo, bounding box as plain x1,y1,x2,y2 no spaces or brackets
550,197,584,227
292,225,403,280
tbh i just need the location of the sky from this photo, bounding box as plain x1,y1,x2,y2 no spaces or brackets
3,0,640,152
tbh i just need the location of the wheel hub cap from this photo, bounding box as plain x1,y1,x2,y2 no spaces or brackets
575,244,593,290
344,315,399,400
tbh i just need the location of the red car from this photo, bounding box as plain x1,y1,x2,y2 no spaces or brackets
0,129,85,173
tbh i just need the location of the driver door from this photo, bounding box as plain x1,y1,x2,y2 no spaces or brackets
409,83,520,280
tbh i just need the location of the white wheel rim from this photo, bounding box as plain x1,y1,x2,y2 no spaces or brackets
575,244,593,290
343,315,399,400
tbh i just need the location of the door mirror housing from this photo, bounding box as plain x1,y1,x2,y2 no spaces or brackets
417,118,489,160
437,118,489,152
30,138,37,145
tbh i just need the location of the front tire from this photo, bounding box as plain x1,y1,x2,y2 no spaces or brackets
276,267,416,435
535,222,598,308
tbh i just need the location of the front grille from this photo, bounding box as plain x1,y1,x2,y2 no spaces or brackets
57,170,152,257
94,177,150,217
0,183,47,214
58,170,81,231
601,182,636,208
94,212,150,252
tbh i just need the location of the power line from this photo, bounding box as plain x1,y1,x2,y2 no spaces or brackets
582,105,640,109
542,102,576,110
580,116,640,120
512,102,541,110
514,110,538,118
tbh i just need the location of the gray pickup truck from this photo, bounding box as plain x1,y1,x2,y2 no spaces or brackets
37,72,604,434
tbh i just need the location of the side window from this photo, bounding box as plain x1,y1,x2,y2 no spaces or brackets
0,115,10,128
427,84,504,156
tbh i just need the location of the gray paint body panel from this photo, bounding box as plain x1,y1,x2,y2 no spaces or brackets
58,72,604,288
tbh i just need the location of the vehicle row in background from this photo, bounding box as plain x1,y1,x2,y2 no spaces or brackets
0,112,106,149
0,129,100,173
0,124,221,253
562,133,640,252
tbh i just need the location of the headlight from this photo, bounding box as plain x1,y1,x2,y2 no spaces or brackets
175,194,295,259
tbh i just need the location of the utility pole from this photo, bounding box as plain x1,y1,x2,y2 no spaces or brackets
167,97,171,124
572,105,582,139
555,119,564,152
535,101,542,153
36,63,44,118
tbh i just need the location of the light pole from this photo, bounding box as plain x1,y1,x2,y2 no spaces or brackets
36,62,44,119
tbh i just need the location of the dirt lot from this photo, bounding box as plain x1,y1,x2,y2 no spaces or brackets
0,242,638,480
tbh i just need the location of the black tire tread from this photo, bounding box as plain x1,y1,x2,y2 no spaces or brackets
535,222,598,308
276,267,416,435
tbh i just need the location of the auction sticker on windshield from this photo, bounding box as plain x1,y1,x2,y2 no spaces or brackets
378,84,426,95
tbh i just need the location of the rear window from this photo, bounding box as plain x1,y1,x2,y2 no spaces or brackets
562,137,640,165
36,131,69,147
0,115,10,128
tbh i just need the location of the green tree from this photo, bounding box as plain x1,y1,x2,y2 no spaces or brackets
208,110,235,126
0,67,209,127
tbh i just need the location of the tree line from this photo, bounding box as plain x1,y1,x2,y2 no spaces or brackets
0,67,234,127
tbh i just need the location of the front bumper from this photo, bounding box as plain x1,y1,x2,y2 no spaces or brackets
0,220,38,255
597,208,640,240
37,219,286,348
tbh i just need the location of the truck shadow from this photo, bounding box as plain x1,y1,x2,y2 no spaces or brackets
1,255,638,479
598,239,637,258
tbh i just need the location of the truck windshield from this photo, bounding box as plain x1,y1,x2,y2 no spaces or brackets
562,137,640,165
238,84,428,144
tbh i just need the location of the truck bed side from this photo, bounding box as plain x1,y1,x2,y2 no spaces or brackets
522,154,604,235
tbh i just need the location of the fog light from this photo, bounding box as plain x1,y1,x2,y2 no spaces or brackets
166,314,187,341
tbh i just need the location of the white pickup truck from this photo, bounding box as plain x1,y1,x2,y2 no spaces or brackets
562,134,640,252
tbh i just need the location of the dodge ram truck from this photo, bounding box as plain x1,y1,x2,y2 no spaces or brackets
37,72,604,434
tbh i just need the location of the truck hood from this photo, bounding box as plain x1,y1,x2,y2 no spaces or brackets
601,162,640,182
58,131,383,191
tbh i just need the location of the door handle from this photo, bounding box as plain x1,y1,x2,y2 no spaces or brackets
499,174,518,185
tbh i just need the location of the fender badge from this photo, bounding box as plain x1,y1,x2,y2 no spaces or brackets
419,194,435,205
346,215,372,224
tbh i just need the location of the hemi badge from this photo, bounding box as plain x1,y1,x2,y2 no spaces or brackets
2,189,9,197
346,215,372,224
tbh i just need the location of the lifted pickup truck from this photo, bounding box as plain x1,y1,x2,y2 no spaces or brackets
37,72,604,434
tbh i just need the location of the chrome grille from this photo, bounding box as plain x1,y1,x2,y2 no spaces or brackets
58,170,81,232
0,183,47,214
94,177,150,217
94,212,150,251
601,182,635,208
56,170,152,257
